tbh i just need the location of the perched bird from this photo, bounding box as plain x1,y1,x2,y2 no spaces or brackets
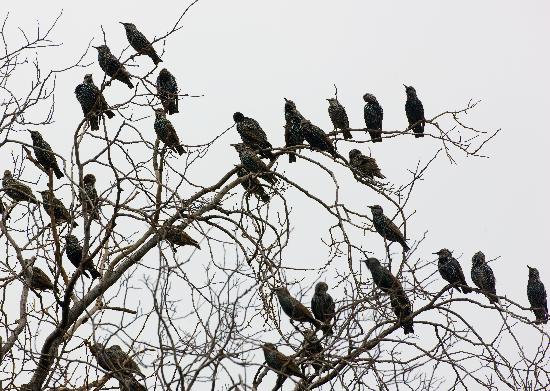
233,112,274,159
156,68,179,115
40,191,77,227
434,249,472,293
30,131,64,179
368,205,409,251
232,143,277,185
471,251,499,304
364,257,414,334
404,85,425,138
348,149,385,180
273,286,320,327
327,98,352,139
120,22,162,65
311,282,335,335
75,74,115,131
23,261,58,294
236,167,270,203
300,330,324,373
154,108,185,155
284,98,306,163
164,225,201,250
2,170,39,204
262,342,306,388
94,45,134,89
65,234,101,279
90,343,145,391
363,93,383,142
527,266,548,324
81,174,99,220
300,119,337,158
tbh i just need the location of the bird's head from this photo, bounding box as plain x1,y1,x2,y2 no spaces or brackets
368,204,383,216
154,108,166,118
3,170,12,179
315,281,329,294
262,342,276,352
364,257,381,270
233,112,245,123
158,68,170,78
403,84,417,97
231,143,246,152
472,251,485,266
528,265,540,280
29,130,42,143
83,173,96,185
284,98,296,110
83,74,94,84
434,248,452,260
93,45,110,54
119,22,136,29
273,286,289,296
363,93,378,104
326,98,338,106
348,149,361,160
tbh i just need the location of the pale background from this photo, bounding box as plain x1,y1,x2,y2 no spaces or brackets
2,0,550,389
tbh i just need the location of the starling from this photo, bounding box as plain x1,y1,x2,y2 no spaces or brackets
471,251,499,304
434,249,473,293
154,108,185,155
273,286,320,327
65,234,101,279
404,85,425,138
368,205,409,251
363,93,383,142
94,45,134,89
262,342,306,385
348,149,385,180
90,343,145,391
75,74,115,131
2,170,39,204
236,167,270,203
311,282,335,335
40,190,77,227
527,266,548,324
364,257,414,334
81,174,99,220
30,131,64,179
232,143,277,185
233,112,274,160
300,330,324,373
23,262,58,293
300,119,337,158
156,68,178,115
164,225,201,249
327,98,352,139
120,22,162,65
284,98,306,163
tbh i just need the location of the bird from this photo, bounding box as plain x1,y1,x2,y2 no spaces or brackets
30,131,64,179
471,251,499,304
232,143,277,185
39,191,77,227
236,167,270,203
300,119,337,158
81,174,99,220
311,282,335,335
164,225,201,250
233,112,274,159
94,45,134,89
327,98,352,139
300,330,324,373
65,234,101,279
90,343,145,391
75,74,115,131
156,68,179,115
154,108,185,155
434,249,473,293
262,342,306,388
273,286,320,328
363,93,383,142
2,170,39,204
348,149,385,180
120,22,162,65
527,266,548,324
404,85,425,138
368,205,409,251
23,261,58,294
364,257,414,334
284,98,306,163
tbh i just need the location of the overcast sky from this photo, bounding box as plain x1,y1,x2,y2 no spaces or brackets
3,0,550,388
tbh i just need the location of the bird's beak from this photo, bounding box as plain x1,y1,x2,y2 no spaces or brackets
119,22,125,25
92,46,100,50
368,205,374,209
432,252,440,255
403,84,408,89
326,98,331,101
527,265,532,269
284,98,289,102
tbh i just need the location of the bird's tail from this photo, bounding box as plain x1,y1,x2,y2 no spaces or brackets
168,102,179,115
413,125,424,138
176,145,186,155
151,53,163,66
260,193,270,203
124,79,134,89
105,110,115,119
321,323,334,336
368,130,383,143
71,221,79,228
401,241,410,252
54,167,64,179
90,116,100,131
88,267,101,280
261,149,275,160
288,153,296,163
461,285,473,294
403,321,414,335
342,128,353,139
487,294,500,304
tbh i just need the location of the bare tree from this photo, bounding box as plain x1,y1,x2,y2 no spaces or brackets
0,6,547,391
